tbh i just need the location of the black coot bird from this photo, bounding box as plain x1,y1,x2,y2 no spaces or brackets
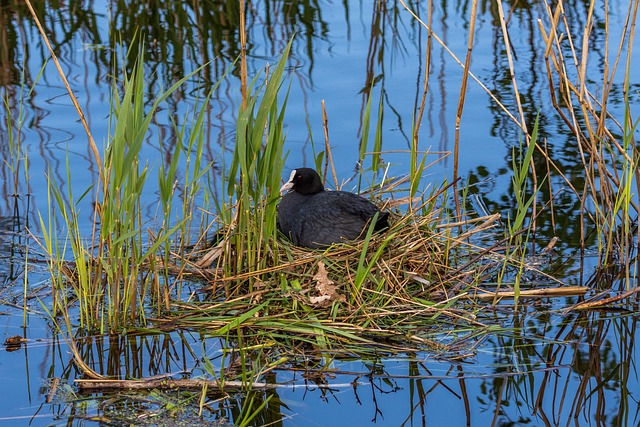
277,168,389,249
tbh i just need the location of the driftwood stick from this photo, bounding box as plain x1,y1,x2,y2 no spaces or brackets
76,378,367,391
76,378,273,391
469,286,589,301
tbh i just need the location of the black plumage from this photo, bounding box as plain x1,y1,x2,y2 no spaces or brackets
277,168,389,248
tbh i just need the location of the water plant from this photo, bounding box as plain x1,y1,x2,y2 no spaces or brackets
37,48,213,333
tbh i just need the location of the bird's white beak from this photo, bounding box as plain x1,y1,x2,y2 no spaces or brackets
279,170,297,195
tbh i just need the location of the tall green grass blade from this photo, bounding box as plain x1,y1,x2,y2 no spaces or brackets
353,213,392,297
510,114,539,233
359,87,374,162
372,91,384,172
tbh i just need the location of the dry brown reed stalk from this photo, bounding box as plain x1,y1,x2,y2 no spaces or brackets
76,378,279,391
539,0,637,154
321,100,339,188
411,0,433,163
24,0,118,374
470,286,588,301
452,0,478,218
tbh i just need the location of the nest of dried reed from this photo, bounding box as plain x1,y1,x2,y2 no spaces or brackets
158,191,523,359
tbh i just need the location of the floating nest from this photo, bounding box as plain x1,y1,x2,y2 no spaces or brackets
156,186,552,360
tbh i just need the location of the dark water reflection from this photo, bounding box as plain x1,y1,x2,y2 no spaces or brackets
0,0,639,425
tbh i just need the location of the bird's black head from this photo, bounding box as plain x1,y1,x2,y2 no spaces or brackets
280,167,325,195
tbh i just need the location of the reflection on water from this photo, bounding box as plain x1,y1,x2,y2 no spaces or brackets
0,0,638,425
1,307,637,425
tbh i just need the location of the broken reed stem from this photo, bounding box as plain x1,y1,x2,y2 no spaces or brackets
24,0,103,180
563,286,640,312
412,0,433,156
452,0,478,218
322,100,339,188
